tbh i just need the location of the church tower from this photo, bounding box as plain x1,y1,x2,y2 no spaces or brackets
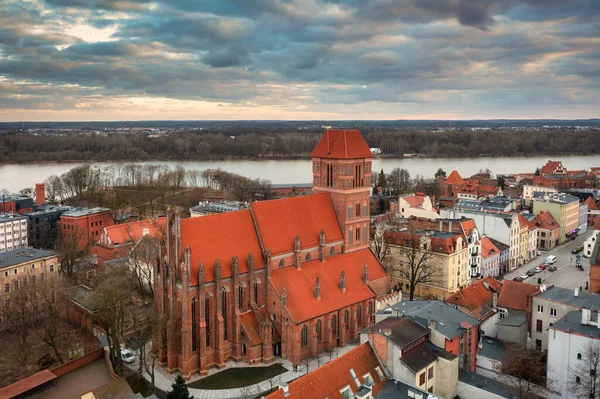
311,129,373,252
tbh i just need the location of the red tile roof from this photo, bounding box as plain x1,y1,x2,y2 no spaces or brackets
0,369,57,398
240,307,272,346
310,129,373,159
584,196,600,211
445,170,465,185
445,277,502,320
459,219,477,237
497,280,539,311
252,193,344,256
385,230,463,255
269,249,386,323
265,343,385,399
403,195,425,208
480,236,500,259
99,218,165,247
533,211,559,231
541,160,564,175
517,213,535,231
181,210,264,285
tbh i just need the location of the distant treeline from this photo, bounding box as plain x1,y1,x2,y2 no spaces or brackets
1,129,599,163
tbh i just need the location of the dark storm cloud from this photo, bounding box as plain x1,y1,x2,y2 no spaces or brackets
0,0,598,118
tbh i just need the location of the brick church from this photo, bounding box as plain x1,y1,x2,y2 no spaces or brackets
153,129,391,378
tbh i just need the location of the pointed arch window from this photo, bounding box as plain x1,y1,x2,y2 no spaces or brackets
238,284,244,310
345,309,349,330
316,320,322,342
301,325,308,348
254,279,260,305
332,314,337,336
330,247,335,255
305,253,311,261
221,288,228,341
204,295,211,347
279,259,285,268
357,305,362,327
191,298,197,352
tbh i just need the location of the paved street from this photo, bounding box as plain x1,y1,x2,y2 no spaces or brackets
503,229,594,292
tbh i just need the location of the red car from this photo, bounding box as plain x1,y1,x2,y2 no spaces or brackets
539,264,547,270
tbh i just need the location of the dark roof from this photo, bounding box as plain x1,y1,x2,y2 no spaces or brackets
459,371,516,398
401,344,437,373
0,370,57,398
86,378,135,399
488,237,510,251
592,238,600,267
0,248,56,270
429,343,458,361
376,380,442,399
536,286,600,310
62,207,111,218
271,183,313,189
496,310,527,327
390,300,479,340
552,311,600,339
478,337,506,362
0,213,27,221
65,285,99,312
360,317,429,349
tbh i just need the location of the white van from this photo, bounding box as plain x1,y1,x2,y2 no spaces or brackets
546,255,557,264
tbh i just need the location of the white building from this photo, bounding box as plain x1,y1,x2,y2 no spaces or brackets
0,213,28,253
440,209,521,271
397,193,439,220
522,185,558,207
584,231,600,258
548,308,600,399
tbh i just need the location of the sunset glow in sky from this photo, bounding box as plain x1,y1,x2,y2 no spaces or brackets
0,0,599,121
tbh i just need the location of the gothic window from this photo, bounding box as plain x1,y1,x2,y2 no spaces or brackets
279,259,285,268
368,302,373,318
349,230,353,246
332,314,337,336
301,325,308,348
363,226,368,243
348,205,353,219
330,247,335,255
356,202,360,217
204,295,211,347
355,228,360,242
317,320,322,341
345,309,349,330
305,253,311,261
191,299,197,352
238,284,244,310
357,305,362,327
254,279,259,305
221,288,228,341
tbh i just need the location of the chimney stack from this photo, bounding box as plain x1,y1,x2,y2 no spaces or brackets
493,292,498,310
575,288,579,297
35,183,45,206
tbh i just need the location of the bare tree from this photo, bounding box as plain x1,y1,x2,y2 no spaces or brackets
34,277,66,364
495,343,546,399
371,221,391,265
387,229,441,300
126,235,160,298
569,340,600,398
0,279,36,376
56,228,91,280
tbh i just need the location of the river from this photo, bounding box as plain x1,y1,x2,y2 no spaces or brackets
2,155,600,193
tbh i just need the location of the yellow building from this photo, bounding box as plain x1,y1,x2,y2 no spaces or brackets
386,230,468,299
532,193,580,244
0,248,58,297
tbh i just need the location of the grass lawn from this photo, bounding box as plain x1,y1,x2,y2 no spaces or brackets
187,364,288,390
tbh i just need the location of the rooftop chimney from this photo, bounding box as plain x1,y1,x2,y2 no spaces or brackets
429,319,437,331
575,288,579,297
582,308,591,325
493,292,498,310
35,183,45,206
142,228,150,236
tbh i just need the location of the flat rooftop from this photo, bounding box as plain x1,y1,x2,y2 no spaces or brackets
0,248,56,270
0,213,27,222
536,286,600,310
62,207,111,218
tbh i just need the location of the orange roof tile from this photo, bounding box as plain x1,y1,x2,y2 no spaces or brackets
240,307,271,347
445,277,502,320
182,210,264,285
403,195,425,208
265,343,385,399
385,230,463,255
252,193,344,256
99,218,165,247
0,370,57,397
480,236,500,259
584,196,600,211
517,214,536,231
310,129,373,159
269,249,386,323
533,211,559,231
497,280,539,311
459,219,477,236
445,170,465,185
541,160,564,175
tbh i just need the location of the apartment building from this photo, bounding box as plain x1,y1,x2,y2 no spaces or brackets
0,248,59,299
532,192,580,244
0,214,28,253
58,207,114,250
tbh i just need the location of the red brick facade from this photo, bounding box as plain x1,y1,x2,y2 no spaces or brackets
58,209,114,250
153,130,391,379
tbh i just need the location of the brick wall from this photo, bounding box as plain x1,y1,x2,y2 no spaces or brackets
51,348,103,377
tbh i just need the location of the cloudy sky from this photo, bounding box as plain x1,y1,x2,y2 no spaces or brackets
1,0,599,121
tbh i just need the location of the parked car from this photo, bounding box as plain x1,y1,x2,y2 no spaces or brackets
536,250,541,256
546,255,557,264
519,272,528,279
577,245,584,252
548,265,557,272
527,270,536,277
534,266,542,273
121,348,135,364
572,248,580,254
513,276,524,282
539,264,547,271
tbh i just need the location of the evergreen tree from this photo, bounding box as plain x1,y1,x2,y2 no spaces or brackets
497,176,506,190
535,167,541,176
167,375,193,399
377,169,387,189
434,168,446,179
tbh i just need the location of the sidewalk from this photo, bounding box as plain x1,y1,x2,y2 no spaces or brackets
142,344,359,399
